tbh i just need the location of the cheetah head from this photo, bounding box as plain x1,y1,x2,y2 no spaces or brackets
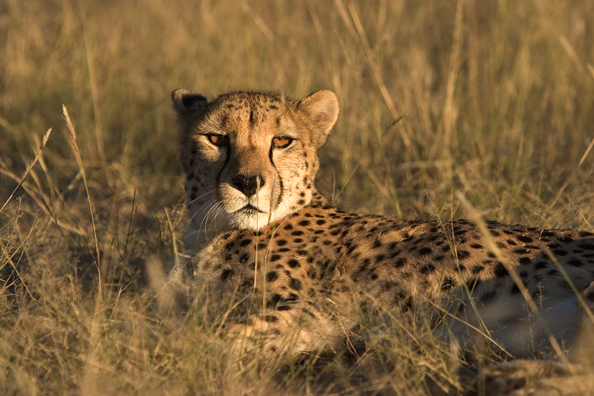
172,89,338,249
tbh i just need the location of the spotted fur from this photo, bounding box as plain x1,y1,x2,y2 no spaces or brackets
171,89,594,359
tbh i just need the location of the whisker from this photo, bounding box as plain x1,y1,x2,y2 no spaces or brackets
187,189,217,206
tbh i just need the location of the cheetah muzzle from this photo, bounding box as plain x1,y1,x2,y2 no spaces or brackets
169,88,594,361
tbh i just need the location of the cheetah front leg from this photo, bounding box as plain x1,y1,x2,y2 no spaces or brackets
226,301,356,362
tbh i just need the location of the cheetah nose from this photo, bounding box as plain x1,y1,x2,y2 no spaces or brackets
232,174,265,197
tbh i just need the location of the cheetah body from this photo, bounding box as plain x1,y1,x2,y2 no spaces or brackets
171,89,594,358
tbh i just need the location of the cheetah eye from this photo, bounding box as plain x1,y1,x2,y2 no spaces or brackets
272,136,293,149
206,134,229,147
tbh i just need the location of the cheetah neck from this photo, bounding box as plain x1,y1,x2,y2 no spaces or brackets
185,189,333,254
184,213,233,255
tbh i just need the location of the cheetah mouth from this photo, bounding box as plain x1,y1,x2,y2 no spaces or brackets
236,204,266,215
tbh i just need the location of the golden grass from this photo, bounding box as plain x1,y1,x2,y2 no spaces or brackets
1,0,594,394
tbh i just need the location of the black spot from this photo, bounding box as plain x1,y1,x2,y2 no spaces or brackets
470,243,483,249
266,271,278,282
419,264,436,274
291,230,304,236
375,254,385,263
534,261,548,270
519,256,532,265
457,250,470,259
472,265,484,274
260,315,278,323
347,244,358,255
494,263,508,277
221,269,233,281
288,259,300,268
441,277,456,291
278,248,290,253
239,254,249,263
517,235,533,243
276,239,288,246
418,247,432,256
390,249,401,258
401,296,414,312
372,239,382,249
284,223,294,230
289,278,302,291
552,250,568,256
240,239,251,246
270,254,281,262
293,238,303,243
506,239,517,246
394,258,407,267
257,243,267,250
307,268,317,279
316,219,326,225
568,259,584,267
268,294,282,306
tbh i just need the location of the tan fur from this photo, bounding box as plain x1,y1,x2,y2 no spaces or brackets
172,89,594,359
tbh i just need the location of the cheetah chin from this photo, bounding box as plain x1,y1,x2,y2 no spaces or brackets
169,88,594,363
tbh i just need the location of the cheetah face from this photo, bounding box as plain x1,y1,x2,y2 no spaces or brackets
173,89,339,239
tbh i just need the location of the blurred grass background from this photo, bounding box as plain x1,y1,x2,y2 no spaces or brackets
1,0,594,394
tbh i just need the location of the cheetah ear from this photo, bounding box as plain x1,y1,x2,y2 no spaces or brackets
172,88,208,113
297,90,339,148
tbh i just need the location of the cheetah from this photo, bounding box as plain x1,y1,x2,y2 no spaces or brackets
169,88,594,361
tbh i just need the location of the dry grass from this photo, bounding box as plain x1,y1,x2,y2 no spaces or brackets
2,0,594,394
